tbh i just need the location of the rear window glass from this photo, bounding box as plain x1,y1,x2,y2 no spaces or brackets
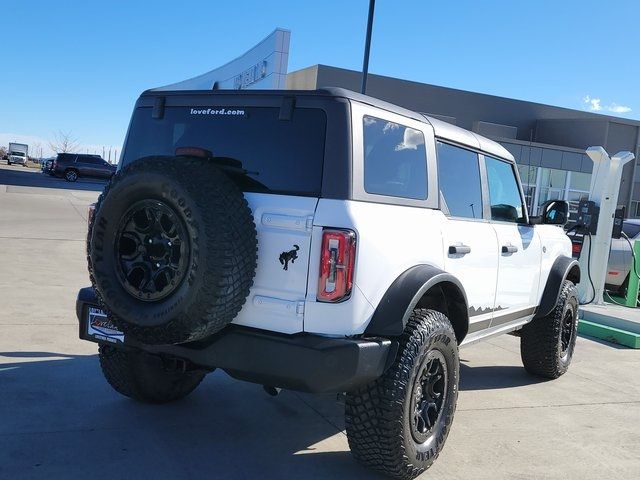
122,106,327,196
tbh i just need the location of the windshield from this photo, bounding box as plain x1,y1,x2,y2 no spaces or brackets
122,106,327,196
10,151,25,156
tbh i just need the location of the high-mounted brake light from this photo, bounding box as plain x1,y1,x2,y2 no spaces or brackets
317,228,356,302
175,147,212,158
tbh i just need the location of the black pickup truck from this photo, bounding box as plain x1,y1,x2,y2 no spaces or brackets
50,153,116,182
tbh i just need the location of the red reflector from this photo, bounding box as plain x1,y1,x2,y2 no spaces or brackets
572,243,582,255
175,147,212,158
88,203,96,229
608,271,620,276
317,228,356,302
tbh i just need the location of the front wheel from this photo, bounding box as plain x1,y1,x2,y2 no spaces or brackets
520,280,578,379
99,345,207,404
345,309,459,479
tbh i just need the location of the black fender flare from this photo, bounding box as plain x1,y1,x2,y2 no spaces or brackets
535,256,580,319
364,265,469,339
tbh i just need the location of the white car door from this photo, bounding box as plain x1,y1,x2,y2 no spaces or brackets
437,141,500,336
484,155,541,326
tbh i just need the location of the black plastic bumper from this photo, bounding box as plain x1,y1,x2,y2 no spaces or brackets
76,287,392,393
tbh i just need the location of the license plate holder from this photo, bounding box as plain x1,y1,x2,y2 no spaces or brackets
86,306,124,343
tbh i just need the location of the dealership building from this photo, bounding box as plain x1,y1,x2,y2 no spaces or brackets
162,28,640,220
287,65,640,220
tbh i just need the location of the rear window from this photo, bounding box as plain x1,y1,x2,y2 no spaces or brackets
122,106,327,196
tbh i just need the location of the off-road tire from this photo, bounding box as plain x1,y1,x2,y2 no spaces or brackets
520,280,578,379
98,345,206,404
87,156,257,345
345,309,459,479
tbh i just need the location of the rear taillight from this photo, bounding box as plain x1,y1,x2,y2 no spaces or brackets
317,228,356,302
88,203,96,230
572,242,582,256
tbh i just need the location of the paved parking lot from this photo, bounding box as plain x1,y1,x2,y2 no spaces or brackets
0,162,639,479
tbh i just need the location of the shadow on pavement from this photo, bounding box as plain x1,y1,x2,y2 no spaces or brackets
459,363,546,391
0,164,108,192
1,350,561,478
0,353,385,480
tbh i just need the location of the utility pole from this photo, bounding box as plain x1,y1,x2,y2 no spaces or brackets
361,0,376,94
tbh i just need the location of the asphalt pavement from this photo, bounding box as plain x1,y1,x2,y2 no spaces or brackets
0,162,638,480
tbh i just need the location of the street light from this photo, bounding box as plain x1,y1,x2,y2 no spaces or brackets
361,0,376,94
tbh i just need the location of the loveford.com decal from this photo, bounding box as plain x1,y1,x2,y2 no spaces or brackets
189,107,246,116
87,307,124,343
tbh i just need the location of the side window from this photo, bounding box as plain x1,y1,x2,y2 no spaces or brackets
363,115,427,200
622,222,640,239
436,142,483,219
485,156,525,223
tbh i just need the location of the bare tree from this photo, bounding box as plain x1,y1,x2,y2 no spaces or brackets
31,141,42,160
49,130,80,154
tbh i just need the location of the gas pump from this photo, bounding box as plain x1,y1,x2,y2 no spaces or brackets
577,146,635,305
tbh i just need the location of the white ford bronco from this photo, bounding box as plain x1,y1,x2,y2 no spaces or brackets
78,87,580,479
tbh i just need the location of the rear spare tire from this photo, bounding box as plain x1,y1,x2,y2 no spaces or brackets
88,156,257,345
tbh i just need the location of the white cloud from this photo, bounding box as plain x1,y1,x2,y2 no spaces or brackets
583,95,602,111
608,103,632,114
583,95,632,114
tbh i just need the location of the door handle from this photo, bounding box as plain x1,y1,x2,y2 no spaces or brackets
501,244,518,254
449,244,471,255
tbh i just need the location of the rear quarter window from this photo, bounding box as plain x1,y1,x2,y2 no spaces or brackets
362,115,428,200
122,106,327,196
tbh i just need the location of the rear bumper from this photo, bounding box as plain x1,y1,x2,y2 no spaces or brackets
76,287,392,393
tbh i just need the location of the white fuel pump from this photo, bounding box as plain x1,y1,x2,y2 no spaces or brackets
578,146,635,304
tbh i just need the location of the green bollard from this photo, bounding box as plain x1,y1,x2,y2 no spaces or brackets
625,240,640,307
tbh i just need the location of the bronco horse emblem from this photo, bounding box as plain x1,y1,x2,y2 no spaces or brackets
279,245,300,271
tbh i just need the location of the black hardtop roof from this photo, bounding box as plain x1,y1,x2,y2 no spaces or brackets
58,152,103,158
139,87,514,162
141,87,425,123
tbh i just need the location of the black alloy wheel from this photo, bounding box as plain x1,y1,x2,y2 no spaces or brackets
560,308,576,358
410,350,448,444
114,199,189,302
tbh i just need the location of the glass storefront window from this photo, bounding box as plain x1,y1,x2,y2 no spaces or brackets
570,171,591,191
539,168,567,189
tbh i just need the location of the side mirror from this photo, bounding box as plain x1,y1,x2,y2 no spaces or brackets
529,200,570,225
540,200,569,225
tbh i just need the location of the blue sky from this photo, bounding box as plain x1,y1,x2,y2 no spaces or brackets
1,0,638,156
